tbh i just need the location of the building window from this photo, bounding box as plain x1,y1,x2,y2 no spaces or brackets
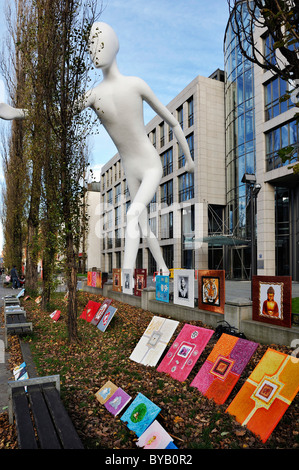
148,193,157,213
161,148,173,176
265,77,294,121
265,119,298,171
188,97,194,127
264,33,277,67
160,180,173,206
149,217,157,236
178,134,194,168
107,210,113,229
115,183,121,204
115,228,122,248
159,122,165,147
115,206,121,227
107,232,113,249
168,125,173,142
160,212,173,239
162,245,174,269
177,105,183,129
107,189,113,205
151,129,156,148
178,173,194,202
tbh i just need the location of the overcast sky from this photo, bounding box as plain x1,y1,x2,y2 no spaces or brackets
0,0,230,254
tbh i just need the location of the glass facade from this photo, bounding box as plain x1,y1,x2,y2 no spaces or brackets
224,1,255,277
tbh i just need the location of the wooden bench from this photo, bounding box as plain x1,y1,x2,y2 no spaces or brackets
8,375,84,449
4,308,33,348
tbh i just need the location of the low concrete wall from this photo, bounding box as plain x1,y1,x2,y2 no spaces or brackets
82,283,299,348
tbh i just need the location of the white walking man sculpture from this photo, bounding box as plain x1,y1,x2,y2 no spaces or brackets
0,22,194,274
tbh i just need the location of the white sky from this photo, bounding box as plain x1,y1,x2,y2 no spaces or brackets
0,0,230,254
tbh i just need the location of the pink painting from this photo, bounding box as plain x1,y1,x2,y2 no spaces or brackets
157,324,214,382
136,420,173,449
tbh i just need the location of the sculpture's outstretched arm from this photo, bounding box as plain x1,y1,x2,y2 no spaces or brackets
0,102,27,120
139,79,195,173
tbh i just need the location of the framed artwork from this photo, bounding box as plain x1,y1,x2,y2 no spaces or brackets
136,420,174,449
155,275,170,303
226,348,299,443
130,316,179,367
198,270,225,314
112,268,122,292
97,306,117,332
191,333,258,404
96,271,102,288
80,300,101,322
173,269,194,309
134,269,147,297
95,380,118,405
104,387,131,416
120,393,161,437
252,276,292,328
87,271,92,286
90,298,113,326
157,324,214,382
91,271,97,287
122,269,134,295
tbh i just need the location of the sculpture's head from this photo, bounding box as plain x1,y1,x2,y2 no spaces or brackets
88,22,119,69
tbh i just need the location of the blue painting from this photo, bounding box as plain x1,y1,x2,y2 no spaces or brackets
120,393,161,437
156,275,169,303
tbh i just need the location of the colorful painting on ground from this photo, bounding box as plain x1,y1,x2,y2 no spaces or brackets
97,306,117,332
90,299,113,326
112,268,122,292
156,275,170,303
122,269,134,295
134,269,147,297
87,271,92,286
252,276,292,328
157,324,214,382
136,420,174,449
191,333,258,404
49,310,61,322
173,269,194,309
130,316,179,367
95,381,118,405
120,393,161,437
198,270,225,314
104,387,131,416
226,348,299,443
80,300,101,322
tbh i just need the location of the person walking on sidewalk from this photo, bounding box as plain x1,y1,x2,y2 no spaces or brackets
10,266,20,289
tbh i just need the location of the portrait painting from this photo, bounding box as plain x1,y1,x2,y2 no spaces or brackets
134,268,147,297
122,269,133,295
198,270,225,314
173,269,194,309
252,276,292,328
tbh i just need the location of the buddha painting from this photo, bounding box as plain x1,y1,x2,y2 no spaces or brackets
260,284,282,320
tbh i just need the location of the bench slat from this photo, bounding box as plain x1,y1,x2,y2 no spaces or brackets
12,390,38,449
43,385,84,449
28,385,62,449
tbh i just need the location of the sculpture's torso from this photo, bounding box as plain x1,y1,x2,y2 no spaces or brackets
89,75,161,178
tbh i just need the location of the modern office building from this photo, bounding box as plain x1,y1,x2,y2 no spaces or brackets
224,0,299,280
86,2,299,280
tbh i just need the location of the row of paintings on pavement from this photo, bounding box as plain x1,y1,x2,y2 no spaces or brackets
88,268,294,329
88,310,299,446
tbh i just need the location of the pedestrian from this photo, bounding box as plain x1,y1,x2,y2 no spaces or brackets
10,266,20,289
